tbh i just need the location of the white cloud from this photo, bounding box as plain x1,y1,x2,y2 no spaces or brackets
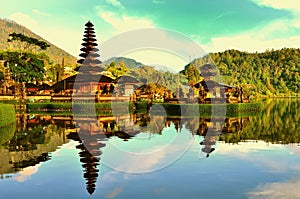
285,144,300,155
14,164,41,182
106,186,123,198
100,27,206,71
253,0,300,12
9,12,39,32
32,9,50,16
216,141,284,155
200,1,300,53
101,129,194,173
248,180,300,199
106,0,124,8
123,49,187,72
204,34,300,53
215,141,300,173
99,11,155,33
203,18,300,53
152,0,165,4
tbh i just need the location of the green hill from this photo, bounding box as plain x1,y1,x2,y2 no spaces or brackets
0,18,76,65
181,48,300,96
103,57,143,68
130,65,188,92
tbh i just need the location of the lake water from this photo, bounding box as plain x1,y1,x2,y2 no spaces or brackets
0,99,299,199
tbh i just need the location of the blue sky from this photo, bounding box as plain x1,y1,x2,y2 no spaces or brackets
1,0,300,69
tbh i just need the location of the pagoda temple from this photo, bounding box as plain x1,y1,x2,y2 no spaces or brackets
76,21,103,74
195,64,235,103
73,20,109,96
67,114,141,195
67,124,105,195
50,21,114,101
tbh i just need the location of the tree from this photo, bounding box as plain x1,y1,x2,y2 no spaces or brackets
0,51,46,82
46,63,64,82
141,83,167,100
7,32,50,54
181,63,201,85
105,61,129,78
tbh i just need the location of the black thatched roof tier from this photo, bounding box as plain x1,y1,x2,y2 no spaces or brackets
114,75,140,84
201,72,217,77
39,83,52,90
85,21,94,27
79,53,100,58
51,74,114,91
81,42,98,47
77,58,102,64
194,80,218,89
25,83,38,88
200,64,216,70
75,66,104,72
83,33,96,37
194,80,235,90
80,47,99,52
200,64,218,76
77,20,102,72
83,38,96,42
84,30,95,34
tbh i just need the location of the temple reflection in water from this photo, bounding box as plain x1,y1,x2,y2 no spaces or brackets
0,112,251,194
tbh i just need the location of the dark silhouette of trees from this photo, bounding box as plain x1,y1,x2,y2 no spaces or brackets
7,32,50,54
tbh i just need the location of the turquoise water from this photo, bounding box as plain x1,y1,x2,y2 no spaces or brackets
0,99,299,199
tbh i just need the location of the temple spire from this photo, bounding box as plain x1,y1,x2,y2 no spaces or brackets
77,21,103,73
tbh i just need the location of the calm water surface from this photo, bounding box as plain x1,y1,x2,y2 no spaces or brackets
0,99,299,199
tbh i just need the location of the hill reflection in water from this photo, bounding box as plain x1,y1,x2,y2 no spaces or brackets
0,99,298,195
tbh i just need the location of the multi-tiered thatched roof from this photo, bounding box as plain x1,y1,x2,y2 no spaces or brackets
76,21,103,73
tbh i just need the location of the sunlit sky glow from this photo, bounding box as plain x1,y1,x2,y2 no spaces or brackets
1,0,299,69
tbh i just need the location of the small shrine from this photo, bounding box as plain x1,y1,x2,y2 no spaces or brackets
195,64,235,103
114,75,140,96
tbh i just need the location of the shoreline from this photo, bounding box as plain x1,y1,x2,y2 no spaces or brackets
24,102,262,117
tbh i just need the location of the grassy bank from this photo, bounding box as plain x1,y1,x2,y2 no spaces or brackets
137,102,262,117
0,100,19,105
0,124,16,145
27,102,135,116
26,102,261,117
0,104,16,127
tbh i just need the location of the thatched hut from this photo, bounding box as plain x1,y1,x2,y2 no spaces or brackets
51,74,114,95
114,75,140,96
194,80,235,103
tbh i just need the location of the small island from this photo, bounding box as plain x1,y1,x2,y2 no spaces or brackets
0,21,274,117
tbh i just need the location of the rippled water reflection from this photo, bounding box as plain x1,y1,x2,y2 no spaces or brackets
0,99,299,199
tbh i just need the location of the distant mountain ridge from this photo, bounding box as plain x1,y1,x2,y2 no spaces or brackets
103,57,143,68
0,18,77,65
102,57,177,73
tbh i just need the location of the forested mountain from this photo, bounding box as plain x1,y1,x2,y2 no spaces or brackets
182,48,300,96
103,57,143,69
130,65,187,91
105,48,300,97
0,18,76,65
